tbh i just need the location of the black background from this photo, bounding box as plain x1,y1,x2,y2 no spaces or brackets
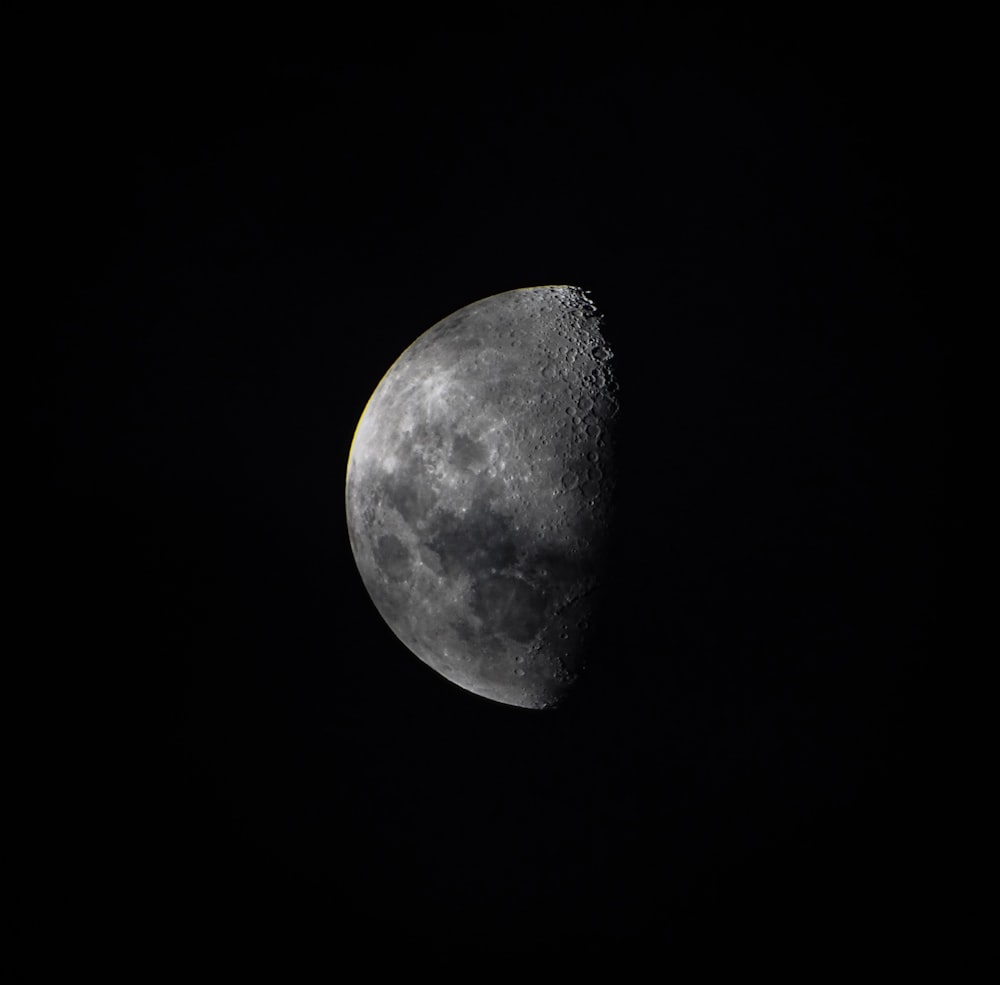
37,14,938,961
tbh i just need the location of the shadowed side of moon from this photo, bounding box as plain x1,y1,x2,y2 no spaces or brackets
345,285,619,709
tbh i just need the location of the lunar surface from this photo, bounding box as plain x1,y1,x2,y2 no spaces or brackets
345,286,619,709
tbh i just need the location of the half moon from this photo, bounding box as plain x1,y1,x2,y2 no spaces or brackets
345,285,619,709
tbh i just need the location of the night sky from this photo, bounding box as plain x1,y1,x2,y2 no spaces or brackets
37,15,937,961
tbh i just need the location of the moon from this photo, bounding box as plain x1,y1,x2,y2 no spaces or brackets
345,285,619,709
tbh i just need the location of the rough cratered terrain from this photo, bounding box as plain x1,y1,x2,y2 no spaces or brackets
345,286,619,709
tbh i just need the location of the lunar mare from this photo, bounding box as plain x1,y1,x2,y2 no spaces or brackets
345,286,619,709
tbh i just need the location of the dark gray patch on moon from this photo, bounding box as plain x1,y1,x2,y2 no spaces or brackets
450,433,488,469
345,285,619,709
471,574,548,644
373,535,412,582
426,508,519,577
